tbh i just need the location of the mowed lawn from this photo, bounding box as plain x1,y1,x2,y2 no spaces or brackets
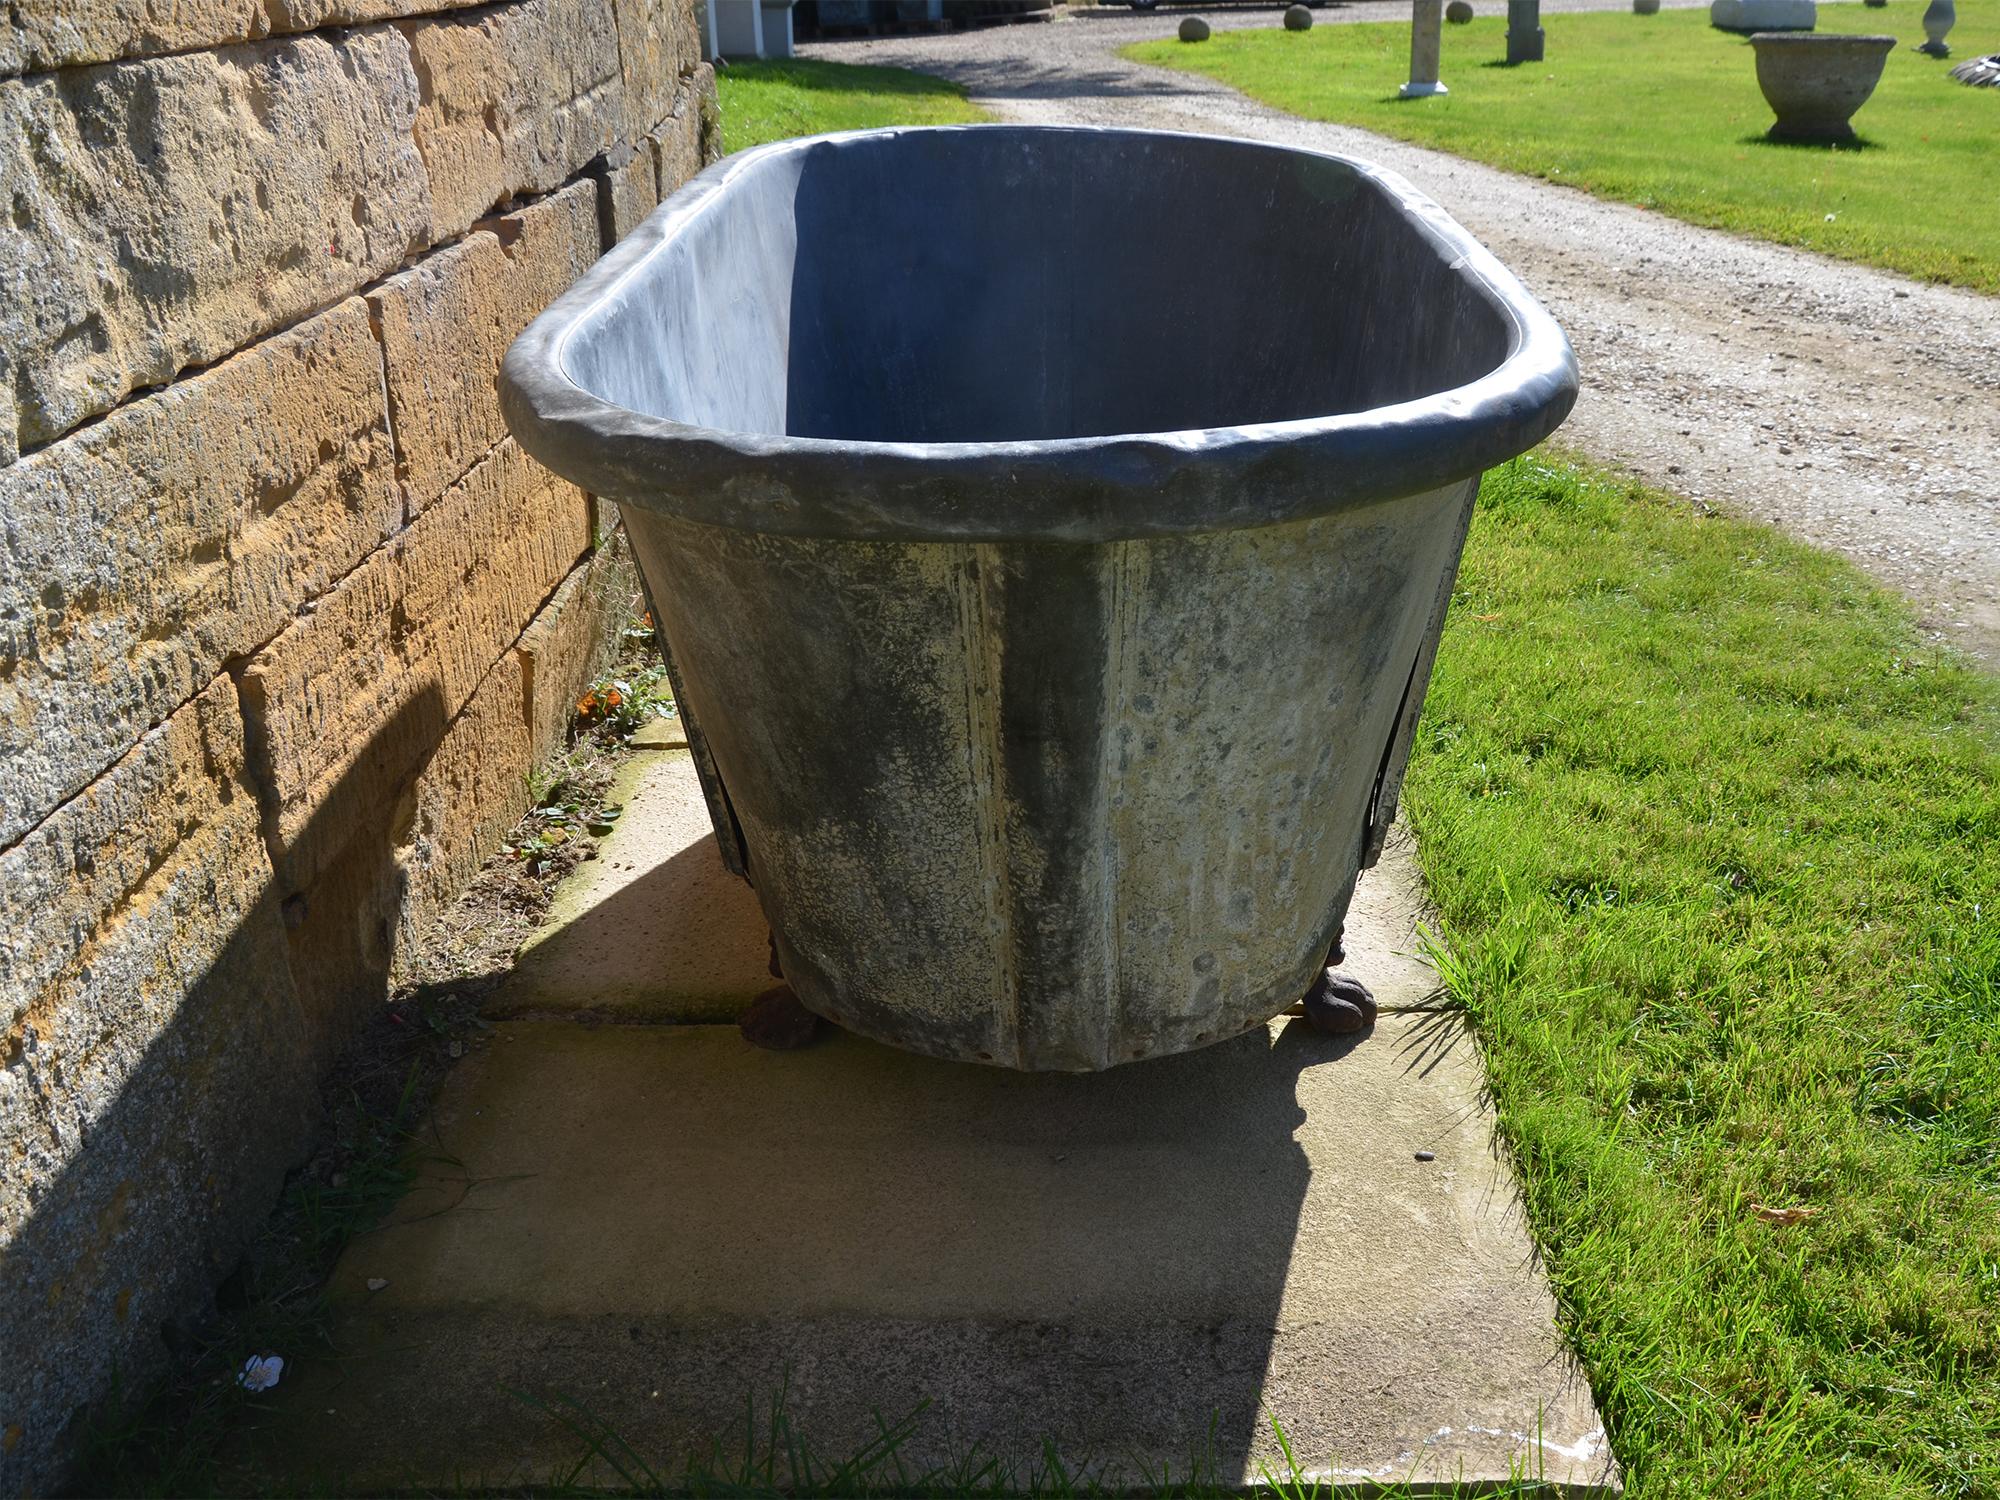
1130,3,2000,291
1406,456,1998,1495
717,57,986,155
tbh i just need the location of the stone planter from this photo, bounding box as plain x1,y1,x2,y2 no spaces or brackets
1752,32,1897,141
1711,0,1815,30
500,126,1576,1071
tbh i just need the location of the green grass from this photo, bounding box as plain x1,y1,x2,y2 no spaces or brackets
1404,453,2000,1495
716,57,987,156
1130,3,2000,291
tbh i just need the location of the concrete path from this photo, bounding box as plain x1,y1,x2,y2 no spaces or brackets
805,2,2000,663
496,721,773,1021
243,750,1617,1492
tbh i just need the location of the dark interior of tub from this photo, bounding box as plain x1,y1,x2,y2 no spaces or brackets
560,130,1514,444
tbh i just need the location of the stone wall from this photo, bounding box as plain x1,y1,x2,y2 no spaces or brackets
0,1,720,1487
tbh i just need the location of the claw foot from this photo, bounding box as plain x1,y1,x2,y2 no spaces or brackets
1302,969,1377,1036
739,984,822,1050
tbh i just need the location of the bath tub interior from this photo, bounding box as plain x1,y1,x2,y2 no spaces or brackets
557,129,1515,446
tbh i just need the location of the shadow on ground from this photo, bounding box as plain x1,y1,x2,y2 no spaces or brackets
232,1020,1359,1487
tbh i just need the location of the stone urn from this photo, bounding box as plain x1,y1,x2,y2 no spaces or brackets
1751,32,1897,141
1919,0,1954,56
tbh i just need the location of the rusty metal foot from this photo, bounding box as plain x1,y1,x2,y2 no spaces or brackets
739,985,822,1050
1302,969,1377,1036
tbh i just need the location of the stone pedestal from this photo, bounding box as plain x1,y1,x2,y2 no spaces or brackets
1401,0,1451,96
1507,0,1545,63
1919,0,1955,56
711,0,764,57
759,0,796,57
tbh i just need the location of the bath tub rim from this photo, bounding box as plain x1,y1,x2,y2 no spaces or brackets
499,124,1579,544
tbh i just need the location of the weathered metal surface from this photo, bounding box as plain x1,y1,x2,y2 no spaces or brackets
500,126,1576,1070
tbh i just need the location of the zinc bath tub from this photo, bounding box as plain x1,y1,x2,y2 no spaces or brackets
501,126,1577,1070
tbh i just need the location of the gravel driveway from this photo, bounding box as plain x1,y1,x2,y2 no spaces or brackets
802,3,2000,662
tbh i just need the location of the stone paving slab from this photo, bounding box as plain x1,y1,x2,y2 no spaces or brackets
494,745,774,1020
246,1012,1612,1491
231,744,1615,1492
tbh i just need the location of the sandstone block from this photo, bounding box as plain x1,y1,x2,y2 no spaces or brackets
590,141,659,245
610,0,696,140
367,180,601,514
518,535,640,759
0,356,17,467
0,31,431,453
649,66,718,200
274,542,634,1051
0,297,399,851
398,649,534,943
694,62,722,165
269,761,420,1065
0,677,312,1498
2,678,263,1036
275,649,529,1054
0,0,485,77
238,438,591,897
410,540,641,927
398,0,626,243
